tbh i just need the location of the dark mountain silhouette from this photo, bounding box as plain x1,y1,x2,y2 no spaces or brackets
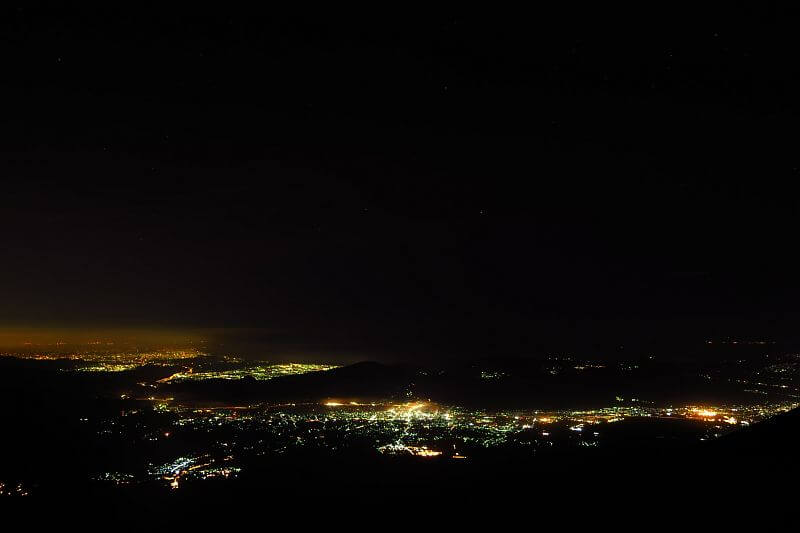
160,357,783,409
161,361,418,402
712,405,800,457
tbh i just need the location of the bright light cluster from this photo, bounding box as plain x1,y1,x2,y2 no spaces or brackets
162,363,339,382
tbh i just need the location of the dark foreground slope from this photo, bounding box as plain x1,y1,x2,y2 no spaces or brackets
712,405,800,456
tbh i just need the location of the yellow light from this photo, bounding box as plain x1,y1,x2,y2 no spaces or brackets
324,401,343,406
413,447,442,457
693,408,718,418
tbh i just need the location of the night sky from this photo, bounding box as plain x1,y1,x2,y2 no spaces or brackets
3,7,800,357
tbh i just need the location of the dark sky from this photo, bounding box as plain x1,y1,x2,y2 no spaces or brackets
3,7,800,357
